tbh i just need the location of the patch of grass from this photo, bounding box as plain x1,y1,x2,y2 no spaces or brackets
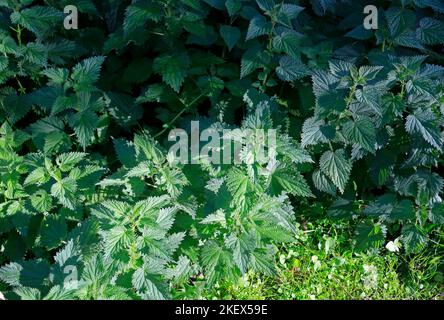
201,220,444,300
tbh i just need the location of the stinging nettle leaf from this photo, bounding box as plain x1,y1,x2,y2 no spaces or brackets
123,2,162,35
276,56,309,82
10,6,63,35
220,25,241,51
430,203,444,224
56,152,87,172
40,215,67,249
272,30,302,58
312,169,336,195
301,117,335,148
354,222,385,251
256,0,275,11
68,110,99,149
405,109,442,150
342,117,376,153
401,224,427,253
153,53,190,93
225,0,242,16
71,56,106,92
320,149,352,193
417,17,444,45
240,47,268,78
246,15,272,41
269,165,313,197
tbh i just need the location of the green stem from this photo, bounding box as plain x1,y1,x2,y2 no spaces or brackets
261,72,269,92
11,24,22,46
154,93,205,138
400,81,406,98
346,84,357,106
17,25,22,46
16,77,25,94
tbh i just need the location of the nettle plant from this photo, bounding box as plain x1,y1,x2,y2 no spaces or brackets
303,56,444,252
0,95,313,299
93,95,313,295
0,122,104,251
0,0,443,300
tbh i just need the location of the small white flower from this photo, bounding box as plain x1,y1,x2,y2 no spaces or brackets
362,265,378,289
0,291,5,300
311,255,321,271
386,238,401,252
239,275,249,287
279,254,286,266
363,264,376,274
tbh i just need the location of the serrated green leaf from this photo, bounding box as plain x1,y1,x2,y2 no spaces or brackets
56,152,86,172
40,215,67,249
320,149,352,193
312,169,336,195
276,56,309,82
401,224,427,253
256,0,275,11
24,167,49,185
406,109,442,149
71,56,105,92
153,53,190,93
11,6,63,35
301,117,335,148
416,17,444,45
225,0,241,16
354,222,385,251
51,177,77,209
68,110,99,149
123,2,162,34
246,15,272,41
342,117,376,153
269,165,313,197
30,190,53,212
430,203,444,224
220,25,241,51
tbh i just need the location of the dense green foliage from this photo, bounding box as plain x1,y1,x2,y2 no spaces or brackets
0,0,443,299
